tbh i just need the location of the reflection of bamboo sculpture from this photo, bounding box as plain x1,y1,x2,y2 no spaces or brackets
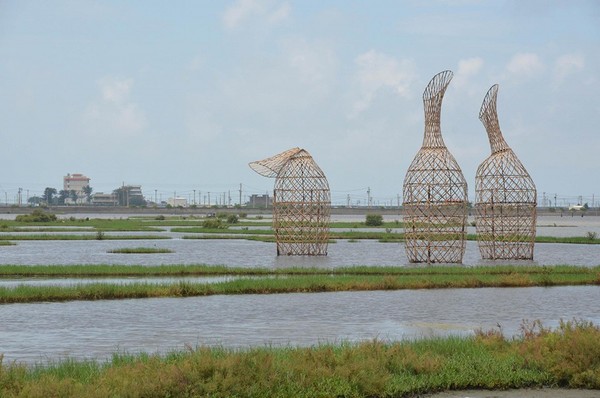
403,70,468,264
475,85,536,260
249,147,330,256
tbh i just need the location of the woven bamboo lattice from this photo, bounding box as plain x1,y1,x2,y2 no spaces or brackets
475,84,537,260
249,147,330,256
403,70,468,264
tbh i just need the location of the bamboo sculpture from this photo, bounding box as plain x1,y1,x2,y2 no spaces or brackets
475,85,537,260
403,70,468,264
249,147,330,256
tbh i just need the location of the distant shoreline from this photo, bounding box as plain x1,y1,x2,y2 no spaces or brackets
1,205,598,218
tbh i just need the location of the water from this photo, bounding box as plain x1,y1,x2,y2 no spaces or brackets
1,286,598,364
1,213,599,365
1,238,599,267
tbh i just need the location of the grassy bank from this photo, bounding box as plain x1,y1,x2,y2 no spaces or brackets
0,234,170,241
1,320,598,397
0,265,598,303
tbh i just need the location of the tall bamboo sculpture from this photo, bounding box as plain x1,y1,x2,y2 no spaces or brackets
403,70,468,264
475,85,537,260
249,147,330,256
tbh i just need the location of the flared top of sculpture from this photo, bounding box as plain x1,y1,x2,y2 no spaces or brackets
422,70,453,148
249,147,308,178
479,84,510,154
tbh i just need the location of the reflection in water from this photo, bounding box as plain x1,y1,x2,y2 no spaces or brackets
1,286,598,364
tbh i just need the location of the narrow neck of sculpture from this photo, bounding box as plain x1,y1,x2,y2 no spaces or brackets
422,96,446,148
481,107,510,154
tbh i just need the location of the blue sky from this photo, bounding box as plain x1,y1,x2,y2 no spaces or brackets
1,0,599,207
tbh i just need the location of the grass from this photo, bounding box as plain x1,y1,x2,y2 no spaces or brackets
0,234,171,241
107,247,174,254
0,241,16,246
0,265,598,303
0,319,598,397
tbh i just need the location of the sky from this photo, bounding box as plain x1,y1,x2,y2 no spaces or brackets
1,0,599,207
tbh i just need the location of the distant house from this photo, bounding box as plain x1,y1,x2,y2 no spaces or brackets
92,192,117,206
63,173,90,204
247,194,272,208
113,185,146,206
167,197,188,207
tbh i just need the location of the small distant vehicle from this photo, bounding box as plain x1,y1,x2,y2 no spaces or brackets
568,204,585,211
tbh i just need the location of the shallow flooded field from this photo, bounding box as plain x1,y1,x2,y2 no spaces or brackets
1,286,598,364
1,213,599,365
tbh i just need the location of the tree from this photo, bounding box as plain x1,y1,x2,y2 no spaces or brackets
28,196,43,206
43,187,57,205
82,185,93,203
69,190,78,203
58,190,69,205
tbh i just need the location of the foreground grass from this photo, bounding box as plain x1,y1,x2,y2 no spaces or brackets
1,319,599,397
0,265,598,303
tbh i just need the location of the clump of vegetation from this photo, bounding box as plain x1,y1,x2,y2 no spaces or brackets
202,218,226,229
0,320,599,396
226,214,239,224
15,209,57,222
586,231,598,241
365,213,383,226
96,231,105,240
155,215,166,221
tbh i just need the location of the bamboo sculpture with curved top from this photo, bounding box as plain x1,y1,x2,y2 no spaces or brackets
249,148,330,256
403,70,468,264
475,85,537,260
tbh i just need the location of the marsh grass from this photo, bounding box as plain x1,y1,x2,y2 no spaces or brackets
0,241,15,246
0,266,598,303
107,247,174,254
0,234,170,241
1,321,598,397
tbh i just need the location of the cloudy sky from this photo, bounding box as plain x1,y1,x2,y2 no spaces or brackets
1,0,599,207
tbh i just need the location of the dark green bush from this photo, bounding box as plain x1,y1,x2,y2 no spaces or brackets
365,214,383,226
15,209,57,222
227,214,239,224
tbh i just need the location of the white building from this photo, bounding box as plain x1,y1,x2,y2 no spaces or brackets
167,197,188,207
63,173,90,204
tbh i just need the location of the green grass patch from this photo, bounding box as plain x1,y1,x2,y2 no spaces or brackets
0,234,170,241
1,320,598,396
0,241,16,246
0,265,598,303
107,247,174,254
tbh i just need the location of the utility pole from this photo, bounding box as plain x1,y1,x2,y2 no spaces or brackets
346,194,350,208
155,189,157,204
18,188,22,206
367,187,371,209
208,192,211,206
554,194,557,208
239,183,242,207
193,189,196,205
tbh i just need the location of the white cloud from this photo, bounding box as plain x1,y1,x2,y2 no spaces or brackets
554,53,585,81
267,2,291,24
99,77,132,104
223,0,290,29
454,57,484,88
82,77,146,139
282,38,336,90
352,50,417,114
506,53,544,77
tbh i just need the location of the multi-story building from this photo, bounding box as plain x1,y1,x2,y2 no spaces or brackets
91,192,118,206
63,173,91,204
